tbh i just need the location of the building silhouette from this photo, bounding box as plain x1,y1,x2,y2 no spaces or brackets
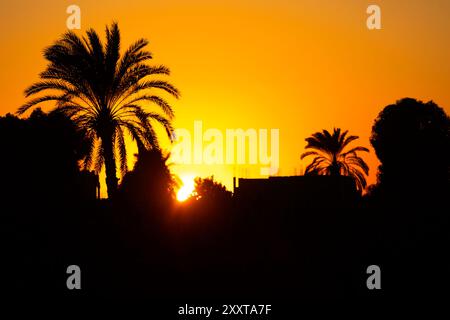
234,175,358,212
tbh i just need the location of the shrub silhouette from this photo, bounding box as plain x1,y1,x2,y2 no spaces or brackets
117,148,178,212
194,176,232,201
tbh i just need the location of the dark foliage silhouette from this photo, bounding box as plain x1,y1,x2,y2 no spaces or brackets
1,109,99,295
193,176,232,201
361,98,450,298
0,109,92,204
18,22,179,198
301,128,369,192
368,97,450,208
116,148,178,213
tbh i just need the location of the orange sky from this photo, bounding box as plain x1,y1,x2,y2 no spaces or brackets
1,0,450,197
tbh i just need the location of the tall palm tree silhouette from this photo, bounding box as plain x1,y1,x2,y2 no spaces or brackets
18,23,180,198
300,128,369,192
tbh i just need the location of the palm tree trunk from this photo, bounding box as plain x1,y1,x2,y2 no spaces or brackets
103,133,118,198
330,159,340,177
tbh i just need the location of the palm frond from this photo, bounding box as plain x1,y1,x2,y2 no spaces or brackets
116,126,128,177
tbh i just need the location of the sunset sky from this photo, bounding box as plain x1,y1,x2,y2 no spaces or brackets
1,0,449,197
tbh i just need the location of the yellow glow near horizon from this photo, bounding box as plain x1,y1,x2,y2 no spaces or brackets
177,174,196,202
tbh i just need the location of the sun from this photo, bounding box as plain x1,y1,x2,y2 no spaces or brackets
177,175,196,202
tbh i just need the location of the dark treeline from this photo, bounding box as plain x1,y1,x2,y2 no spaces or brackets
2,97,449,302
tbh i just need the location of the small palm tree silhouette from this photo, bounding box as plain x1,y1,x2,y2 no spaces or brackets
301,128,369,192
18,23,179,198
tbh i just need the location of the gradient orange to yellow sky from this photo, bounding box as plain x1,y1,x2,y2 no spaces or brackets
1,0,450,197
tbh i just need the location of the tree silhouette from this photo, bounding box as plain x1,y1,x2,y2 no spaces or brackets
0,108,91,204
369,98,450,207
117,149,179,209
17,22,180,198
301,128,369,192
194,176,232,201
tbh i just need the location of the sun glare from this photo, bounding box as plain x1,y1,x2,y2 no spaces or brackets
177,175,196,202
